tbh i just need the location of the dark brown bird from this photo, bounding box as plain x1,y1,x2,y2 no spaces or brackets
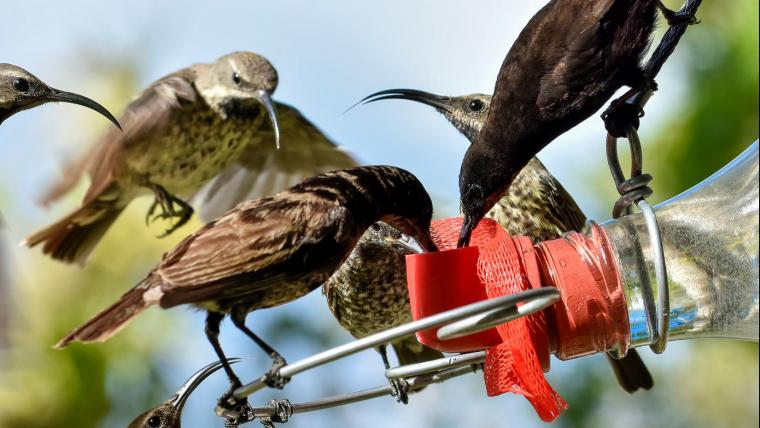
323,222,443,403
359,88,653,393
127,359,239,428
25,51,356,265
56,165,437,410
458,0,661,248
0,63,119,128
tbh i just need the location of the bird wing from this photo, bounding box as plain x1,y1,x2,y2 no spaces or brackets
39,71,199,205
155,197,351,307
535,0,620,113
193,101,360,222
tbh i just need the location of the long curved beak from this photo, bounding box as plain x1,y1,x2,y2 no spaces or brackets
348,88,453,113
168,358,241,414
46,87,121,130
254,89,280,149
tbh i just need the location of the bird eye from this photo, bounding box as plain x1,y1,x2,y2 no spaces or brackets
232,72,242,85
13,78,30,93
147,416,161,428
468,99,484,112
370,223,381,232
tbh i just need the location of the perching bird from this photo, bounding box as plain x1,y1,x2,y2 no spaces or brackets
25,51,357,265
323,222,443,403
56,165,437,410
0,63,119,128
127,359,239,428
457,0,661,248
359,88,653,393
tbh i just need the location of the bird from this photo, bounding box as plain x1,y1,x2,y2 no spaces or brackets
323,221,443,403
55,165,437,411
457,0,661,249
127,359,239,428
358,88,653,393
0,63,119,128
25,50,357,265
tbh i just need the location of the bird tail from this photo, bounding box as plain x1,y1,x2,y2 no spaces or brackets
55,275,160,349
24,195,125,265
392,336,444,366
607,349,654,393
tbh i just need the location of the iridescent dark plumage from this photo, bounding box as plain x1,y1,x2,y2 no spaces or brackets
0,63,119,128
56,165,436,409
25,51,357,265
360,88,653,393
458,0,660,248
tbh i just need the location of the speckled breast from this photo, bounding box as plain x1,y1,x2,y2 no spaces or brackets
124,103,268,196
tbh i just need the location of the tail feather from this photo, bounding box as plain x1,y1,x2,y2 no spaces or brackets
607,349,654,393
392,336,444,366
55,280,157,349
24,201,124,265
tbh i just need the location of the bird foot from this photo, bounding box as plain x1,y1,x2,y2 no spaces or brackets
389,378,410,404
146,185,194,237
217,382,252,419
262,358,290,390
601,74,656,139
658,2,700,26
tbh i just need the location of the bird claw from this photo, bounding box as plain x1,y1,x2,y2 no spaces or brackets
217,382,252,417
602,101,643,138
145,187,194,237
659,4,700,27
389,378,409,404
262,358,290,390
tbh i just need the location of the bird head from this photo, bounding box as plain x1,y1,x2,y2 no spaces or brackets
370,166,437,253
0,63,120,128
358,88,491,143
126,359,239,428
366,221,426,254
196,51,281,148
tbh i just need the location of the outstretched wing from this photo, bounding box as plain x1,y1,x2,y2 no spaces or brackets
194,101,359,222
40,71,199,205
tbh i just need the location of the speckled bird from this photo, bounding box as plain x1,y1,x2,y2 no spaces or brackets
55,165,437,410
359,88,653,393
25,51,358,265
323,222,442,402
0,63,119,128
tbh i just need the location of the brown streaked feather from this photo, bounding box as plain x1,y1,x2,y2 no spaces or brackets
195,102,359,222
155,198,353,307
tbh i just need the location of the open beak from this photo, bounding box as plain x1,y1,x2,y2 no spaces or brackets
46,87,121,130
167,358,241,415
254,89,280,149
350,88,453,113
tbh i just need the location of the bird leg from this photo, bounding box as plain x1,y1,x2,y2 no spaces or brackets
230,309,290,390
146,184,194,237
206,312,250,414
378,346,409,404
657,1,700,26
601,70,658,138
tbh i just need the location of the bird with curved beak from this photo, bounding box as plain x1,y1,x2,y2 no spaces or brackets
55,165,437,413
357,88,653,393
23,51,291,265
0,63,120,128
127,359,240,428
457,0,661,248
